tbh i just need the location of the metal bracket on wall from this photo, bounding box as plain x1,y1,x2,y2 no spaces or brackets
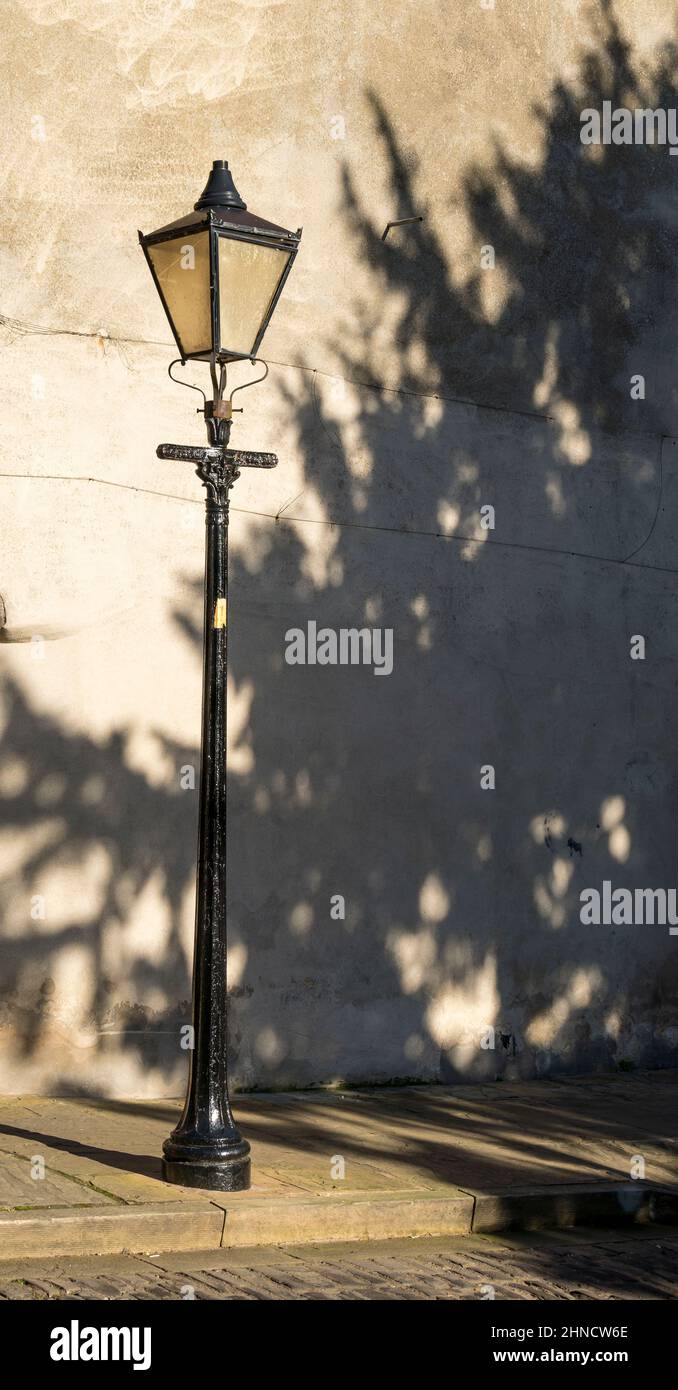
381,215,424,241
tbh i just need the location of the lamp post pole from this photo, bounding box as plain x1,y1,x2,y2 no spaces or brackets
159,425,277,1192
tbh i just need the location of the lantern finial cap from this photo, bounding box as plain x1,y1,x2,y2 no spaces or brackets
195,160,247,212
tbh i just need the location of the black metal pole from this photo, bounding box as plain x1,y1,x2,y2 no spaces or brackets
162,438,251,1191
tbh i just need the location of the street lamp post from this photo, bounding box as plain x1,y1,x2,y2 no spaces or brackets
139,160,301,1191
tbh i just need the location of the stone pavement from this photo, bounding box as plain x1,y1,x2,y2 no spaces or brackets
0,1229,676,1300
0,1070,676,1259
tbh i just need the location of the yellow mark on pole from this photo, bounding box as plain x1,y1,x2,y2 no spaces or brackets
213,598,227,629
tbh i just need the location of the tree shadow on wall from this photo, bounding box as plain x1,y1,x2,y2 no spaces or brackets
2,0,678,1100
0,676,195,1091
224,0,678,1087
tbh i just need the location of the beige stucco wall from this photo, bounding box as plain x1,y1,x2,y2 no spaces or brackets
2,0,678,1096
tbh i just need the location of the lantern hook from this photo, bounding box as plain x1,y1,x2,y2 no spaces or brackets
228,357,269,406
167,359,208,409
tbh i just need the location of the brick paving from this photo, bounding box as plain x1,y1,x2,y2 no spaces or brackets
0,1230,676,1300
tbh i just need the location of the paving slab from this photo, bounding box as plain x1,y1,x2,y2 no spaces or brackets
0,1151,117,1209
471,1182,678,1233
0,1201,225,1258
214,1189,474,1247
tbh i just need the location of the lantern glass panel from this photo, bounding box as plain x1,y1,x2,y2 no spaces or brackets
147,231,211,356
217,235,291,357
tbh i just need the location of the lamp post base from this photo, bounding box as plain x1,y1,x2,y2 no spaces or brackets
162,1139,251,1192
162,1145,251,1189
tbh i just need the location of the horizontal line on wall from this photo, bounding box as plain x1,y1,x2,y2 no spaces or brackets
0,469,676,579
0,312,670,446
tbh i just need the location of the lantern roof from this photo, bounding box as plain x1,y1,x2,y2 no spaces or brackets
142,204,299,245
140,162,300,247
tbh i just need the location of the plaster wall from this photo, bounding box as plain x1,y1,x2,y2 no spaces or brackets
1,0,678,1095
